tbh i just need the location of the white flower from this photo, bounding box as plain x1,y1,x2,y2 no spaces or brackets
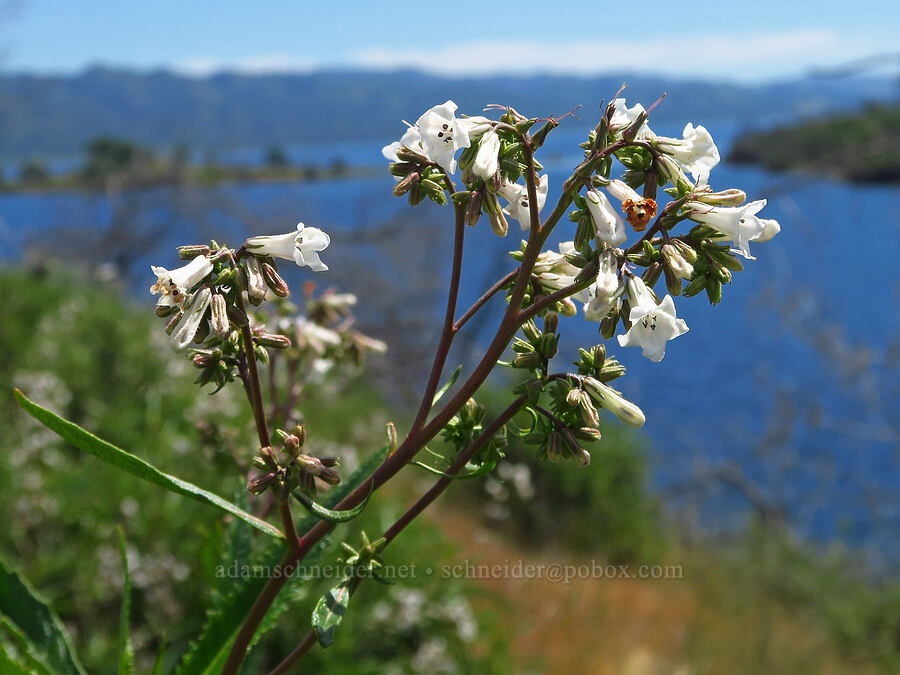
616,276,688,362
150,255,213,307
415,100,477,174
653,123,720,183
499,175,548,230
245,222,330,271
381,125,425,163
585,189,627,246
171,287,213,350
603,179,643,204
532,241,578,275
610,98,652,139
685,199,779,259
584,249,620,321
473,129,501,180
582,376,646,428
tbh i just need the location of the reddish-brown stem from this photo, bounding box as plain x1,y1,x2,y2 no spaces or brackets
268,395,527,673
453,269,517,333
409,205,466,434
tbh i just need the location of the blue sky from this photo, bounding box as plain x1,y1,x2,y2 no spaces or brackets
2,0,898,82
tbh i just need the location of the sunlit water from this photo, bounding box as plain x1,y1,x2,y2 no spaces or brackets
2,123,898,568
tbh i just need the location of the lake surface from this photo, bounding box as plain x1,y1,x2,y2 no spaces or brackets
2,123,898,568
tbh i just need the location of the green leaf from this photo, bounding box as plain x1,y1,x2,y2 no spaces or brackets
117,529,136,675
432,365,462,406
0,617,53,675
411,459,496,480
292,481,374,523
150,636,167,675
175,445,389,674
0,557,86,675
13,389,283,540
311,578,352,648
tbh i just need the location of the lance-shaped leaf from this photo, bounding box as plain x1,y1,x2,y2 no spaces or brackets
432,365,462,405
13,390,283,540
175,446,389,674
0,558,85,675
117,530,136,675
311,577,353,648
292,481,374,523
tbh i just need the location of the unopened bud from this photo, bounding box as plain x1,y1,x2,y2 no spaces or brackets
318,467,341,486
683,274,706,297
574,426,602,442
661,244,694,280
165,311,183,335
670,238,698,263
177,245,211,260
260,262,290,297
693,188,746,207
385,422,398,454
210,293,230,338
192,352,215,369
600,305,619,340
642,262,662,288
582,377,646,428
514,352,543,369
293,423,306,447
561,428,590,467
248,472,278,495
393,171,419,197
155,304,177,318
542,312,559,335
706,277,722,305
259,446,279,470
522,320,541,343
538,333,558,359
547,431,564,462
283,434,301,456
255,333,292,350
465,189,483,227
244,257,268,305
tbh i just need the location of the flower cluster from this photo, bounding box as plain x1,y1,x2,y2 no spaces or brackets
382,94,781,444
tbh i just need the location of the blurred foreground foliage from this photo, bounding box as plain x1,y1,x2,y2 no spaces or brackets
1,265,899,673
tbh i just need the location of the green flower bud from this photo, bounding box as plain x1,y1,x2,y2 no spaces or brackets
582,377,646,428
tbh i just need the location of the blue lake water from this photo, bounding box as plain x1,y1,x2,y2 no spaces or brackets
2,123,898,567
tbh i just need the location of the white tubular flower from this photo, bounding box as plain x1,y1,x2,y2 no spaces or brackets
533,241,579,275
245,222,330,271
150,255,213,307
499,174,549,230
616,276,688,362
610,98,652,139
382,125,424,162
171,287,213,350
603,179,643,204
585,189,627,246
661,244,694,280
582,376,646,428
686,199,778,259
473,129,501,180
584,249,620,321
415,100,476,174
653,123,720,183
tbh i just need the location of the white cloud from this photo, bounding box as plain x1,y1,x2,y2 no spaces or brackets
171,29,898,82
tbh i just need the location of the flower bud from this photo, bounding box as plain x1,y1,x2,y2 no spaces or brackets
542,312,559,335
664,263,683,297
259,445,279,470
561,428,590,467
661,244,694,280
393,171,419,197
165,311,183,335
177,245,211,260
209,293,230,338
642,261,662,288
692,188,746,207
260,262,290,298
514,352,543,369
485,195,508,237
683,274,706,297
155,303,178,318
705,277,722,305
293,423,306,447
600,305,619,339
573,427,602,442
248,472,278,495
522,320,541,343
582,377,646,428
255,333,292,350
244,257,268,305
670,239,698,264
465,189,483,227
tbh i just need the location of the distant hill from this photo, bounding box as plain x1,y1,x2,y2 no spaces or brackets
0,67,896,160
728,103,900,183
